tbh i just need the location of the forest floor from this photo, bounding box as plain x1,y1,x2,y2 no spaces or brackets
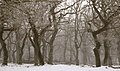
0,64,119,71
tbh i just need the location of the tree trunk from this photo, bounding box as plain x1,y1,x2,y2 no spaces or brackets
34,47,38,65
118,49,120,65
108,56,112,67
18,51,23,64
2,42,8,65
33,34,44,65
69,36,72,65
75,47,79,65
117,40,120,65
69,48,72,65
7,37,12,63
12,50,16,63
28,17,44,65
63,38,67,62
48,29,58,64
103,39,110,66
15,30,21,64
15,31,27,64
93,48,101,67
19,33,27,64
28,46,31,62
42,37,47,62
74,29,79,65
74,5,80,65
33,31,44,65
92,33,101,67
48,45,54,64
28,32,39,65
38,47,44,65
103,31,112,67
0,32,8,65
82,48,87,65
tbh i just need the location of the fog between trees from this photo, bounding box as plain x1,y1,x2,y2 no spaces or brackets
0,0,120,67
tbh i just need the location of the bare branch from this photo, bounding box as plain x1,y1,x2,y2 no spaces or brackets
55,0,80,14
3,31,12,41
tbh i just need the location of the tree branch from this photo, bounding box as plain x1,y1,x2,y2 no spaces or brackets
55,0,80,14
3,31,12,41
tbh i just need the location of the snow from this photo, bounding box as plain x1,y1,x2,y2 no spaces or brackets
0,64,119,71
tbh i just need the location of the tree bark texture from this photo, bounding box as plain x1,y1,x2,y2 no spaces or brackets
0,28,8,65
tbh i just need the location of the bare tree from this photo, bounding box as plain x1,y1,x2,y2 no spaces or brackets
87,0,120,67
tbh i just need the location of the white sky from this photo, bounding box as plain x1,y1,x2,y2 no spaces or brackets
56,0,88,11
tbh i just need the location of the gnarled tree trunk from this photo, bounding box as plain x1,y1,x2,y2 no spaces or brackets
92,33,101,67
103,39,112,67
117,40,120,65
0,28,8,65
48,29,58,64
28,16,44,65
18,33,27,64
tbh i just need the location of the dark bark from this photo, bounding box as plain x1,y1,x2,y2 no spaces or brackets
18,33,27,64
91,0,110,67
74,27,79,65
48,45,54,64
93,48,101,67
7,36,13,63
18,48,23,64
63,41,67,62
74,5,81,65
92,33,101,67
75,47,79,65
34,47,38,66
69,36,72,65
48,5,59,64
28,31,39,65
117,41,120,65
90,1,118,65
63,32,68,62
0,30,8,65
74,28,79,65
28,17,44,65
48,29,58,64
74,29,79,65
33,28,44,65
116,38,120,65
2,41,8,65
42,36,47,62
103,39,112,67
28,14,51,65
108,56,112,67
0,48,2,57
28,46,31,62
30,30,44,65
38,47,44,65
15,30,26,65
103,39,110,66
0,0,8,66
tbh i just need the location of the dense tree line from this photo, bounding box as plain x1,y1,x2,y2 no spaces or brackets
0,0,120,67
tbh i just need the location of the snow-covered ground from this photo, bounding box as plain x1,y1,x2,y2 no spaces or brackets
0,64,120,71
